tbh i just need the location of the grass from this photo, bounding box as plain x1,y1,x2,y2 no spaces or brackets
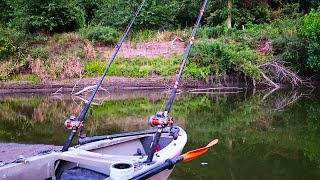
85,56,182,78
8,74,42,84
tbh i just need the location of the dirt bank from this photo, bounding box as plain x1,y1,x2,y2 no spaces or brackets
0,143,61,162
0,75,251,94
0,76,168,93
97,41,186,59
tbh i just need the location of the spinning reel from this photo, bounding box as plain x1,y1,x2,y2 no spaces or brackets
148,111,179,140
149,112,173,128
64,116,83,130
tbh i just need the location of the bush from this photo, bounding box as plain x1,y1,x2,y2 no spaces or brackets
0,0,12,26
80,26,120,45
301,9,320,71
197,26,225,39
9,0,85,33
0,28,29,61
188,40,261,80
92,0,180,29
0,37,16,61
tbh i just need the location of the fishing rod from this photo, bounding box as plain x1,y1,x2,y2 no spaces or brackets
61,0,146,152
78,127,180,145
164,0,208,115
145,0,209,163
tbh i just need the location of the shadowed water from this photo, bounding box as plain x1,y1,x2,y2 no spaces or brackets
0,89,320,179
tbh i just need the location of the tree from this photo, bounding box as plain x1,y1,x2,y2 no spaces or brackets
9,0,85,34
0,0,12,26
92,0,180,29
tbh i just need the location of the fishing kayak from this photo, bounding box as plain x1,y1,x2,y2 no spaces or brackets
0,127,187,180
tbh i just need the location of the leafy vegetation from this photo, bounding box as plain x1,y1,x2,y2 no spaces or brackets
301,9,320,71
0,0,319,85
79,26,120,45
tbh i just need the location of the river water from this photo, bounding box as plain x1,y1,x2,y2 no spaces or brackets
0,88,320,179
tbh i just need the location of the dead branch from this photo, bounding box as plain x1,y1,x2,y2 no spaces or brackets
260,71,280,88
261,89,311,111
73,85,109,96
171,36,184,44
259,62,308,87
73,95,102,106
52,87,63,95
71,74,84,94
272,91,302,111
261,87,280,102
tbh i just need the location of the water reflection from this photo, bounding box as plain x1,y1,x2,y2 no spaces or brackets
1,89,320,179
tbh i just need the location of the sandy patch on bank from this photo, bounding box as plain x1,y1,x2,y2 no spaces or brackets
97,41,186,59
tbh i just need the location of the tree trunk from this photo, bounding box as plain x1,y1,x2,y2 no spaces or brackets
227,0,232,29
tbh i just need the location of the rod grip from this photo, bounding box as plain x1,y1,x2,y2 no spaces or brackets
132,156,183,180
62,131,76,152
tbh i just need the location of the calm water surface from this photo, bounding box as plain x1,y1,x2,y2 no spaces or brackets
1,89,320,179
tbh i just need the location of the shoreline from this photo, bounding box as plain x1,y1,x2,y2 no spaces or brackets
0,75,252,94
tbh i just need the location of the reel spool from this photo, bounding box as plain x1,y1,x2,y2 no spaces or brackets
149,112,173,128
64,116,83,130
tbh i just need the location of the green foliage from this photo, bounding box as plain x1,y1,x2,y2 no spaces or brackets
188,40,261,81
272,36,308,71
8,74,41,84
235,1,273,25
136,0,180,29
0,28,30,61
79,26,120,45
0,36,16,61
92,0,181,29
0,0,12,26
85,57,180,78
129,30,158,42
73,0,103,25
29,48,50,60
301,10,320,71
84,61,106,77
273,3,302,20
197,26,225,39
9,0,85,33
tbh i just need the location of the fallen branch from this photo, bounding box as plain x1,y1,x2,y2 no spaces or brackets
73,85,109,96
71,74,84,94
261,89,311,111
260,71,280,88
52,87,63,95
259,62,308,87
261,87,280,102
73,95,102,106
171,36,184,44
